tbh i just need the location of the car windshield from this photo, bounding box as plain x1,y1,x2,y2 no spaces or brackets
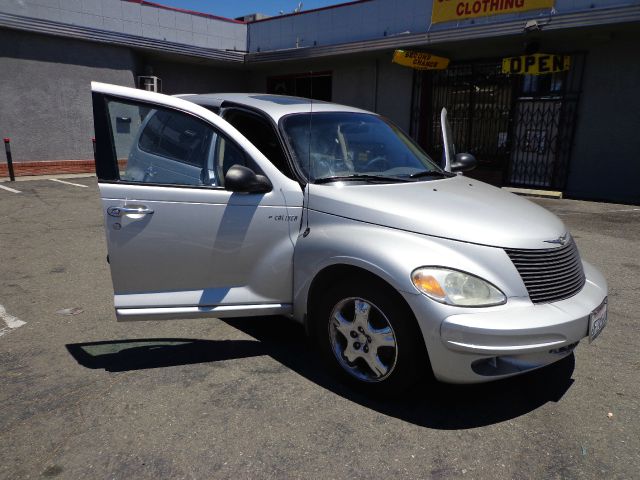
281,112,444,183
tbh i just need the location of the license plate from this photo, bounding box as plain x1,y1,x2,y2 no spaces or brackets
589,297,608,343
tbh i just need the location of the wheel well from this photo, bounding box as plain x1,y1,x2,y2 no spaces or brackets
305,263,432,374
307,264,411,326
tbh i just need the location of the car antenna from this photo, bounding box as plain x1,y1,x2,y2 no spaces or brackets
303,72,313,237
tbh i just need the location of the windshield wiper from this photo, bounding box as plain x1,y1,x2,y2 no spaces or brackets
314,174,409,184
409,170,455,179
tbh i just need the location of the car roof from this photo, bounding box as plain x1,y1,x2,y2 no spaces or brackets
179,93,373,122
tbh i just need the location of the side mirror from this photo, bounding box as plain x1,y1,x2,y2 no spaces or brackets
224,164,272,193
450,153,477,173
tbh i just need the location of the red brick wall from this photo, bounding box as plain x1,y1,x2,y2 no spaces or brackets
0,160,95,177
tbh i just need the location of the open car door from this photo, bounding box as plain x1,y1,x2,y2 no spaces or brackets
91,82,303,321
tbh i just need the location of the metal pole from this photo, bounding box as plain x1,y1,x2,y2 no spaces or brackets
3,138,15,182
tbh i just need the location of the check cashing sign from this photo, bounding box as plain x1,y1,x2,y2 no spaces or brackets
502,54,571,75
392,50,450,70
432,0,554,23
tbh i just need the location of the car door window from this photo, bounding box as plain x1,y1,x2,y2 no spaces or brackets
215,135,250,187
105,98,216,186
223,109,293,178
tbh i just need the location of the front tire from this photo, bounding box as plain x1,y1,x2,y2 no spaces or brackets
312,277,427,395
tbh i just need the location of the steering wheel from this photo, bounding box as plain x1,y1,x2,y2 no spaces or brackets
313,158,334,178
363,156,389,172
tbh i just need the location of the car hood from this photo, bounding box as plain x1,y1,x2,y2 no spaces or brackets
308,176,567,249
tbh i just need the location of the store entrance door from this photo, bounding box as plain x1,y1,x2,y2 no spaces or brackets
509,98,562,187
508,68,583,189
412,56,583,190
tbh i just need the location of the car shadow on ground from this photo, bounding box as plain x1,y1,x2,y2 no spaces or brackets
67,315,575,430
66,338,266,372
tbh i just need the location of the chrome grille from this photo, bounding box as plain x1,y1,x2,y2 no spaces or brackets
505,238,586,304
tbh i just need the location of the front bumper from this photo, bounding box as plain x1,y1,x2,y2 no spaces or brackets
403,261,608,384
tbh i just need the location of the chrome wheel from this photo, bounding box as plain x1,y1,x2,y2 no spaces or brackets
328,297,398,382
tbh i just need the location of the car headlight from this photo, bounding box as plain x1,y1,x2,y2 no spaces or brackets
411,267,506,307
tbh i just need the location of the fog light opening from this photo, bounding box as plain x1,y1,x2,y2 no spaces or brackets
472,355,540,376
549,342,578,355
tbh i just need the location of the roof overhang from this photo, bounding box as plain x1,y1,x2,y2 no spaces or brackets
246,4,640,63
0,11,245,63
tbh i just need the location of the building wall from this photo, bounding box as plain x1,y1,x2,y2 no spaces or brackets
0,29,136,163
374,58,414,133
0,29,251,164
0,0,247,51
248,0,430,52
248,53,414,132
247,0,639,52
1,0,635,55
144,60,248,95
566,30,640,203
1,0,638,203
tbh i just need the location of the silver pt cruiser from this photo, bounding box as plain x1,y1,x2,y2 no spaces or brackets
91,82,608,394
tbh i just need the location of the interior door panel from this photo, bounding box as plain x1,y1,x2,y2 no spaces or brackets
91,82,303,321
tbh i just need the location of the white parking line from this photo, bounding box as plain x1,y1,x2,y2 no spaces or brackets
606,208,640,213
49,178,89,188
0,183,21,193
0,304,26,338
557,208,640,216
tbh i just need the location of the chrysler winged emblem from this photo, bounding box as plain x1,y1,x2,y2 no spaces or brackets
544,233,568,246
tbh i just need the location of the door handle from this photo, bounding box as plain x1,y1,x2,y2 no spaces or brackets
107,206,155,217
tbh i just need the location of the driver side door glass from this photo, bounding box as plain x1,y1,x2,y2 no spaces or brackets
215,136,249,187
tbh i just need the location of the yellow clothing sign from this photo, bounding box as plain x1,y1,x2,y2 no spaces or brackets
432,0,554,24
392,50,450,70
502,54,571,75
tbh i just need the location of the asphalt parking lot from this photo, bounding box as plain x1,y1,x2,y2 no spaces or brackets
0,177,638,479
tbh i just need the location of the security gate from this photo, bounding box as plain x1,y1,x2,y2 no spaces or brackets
411,55,584,190
507,61,584,189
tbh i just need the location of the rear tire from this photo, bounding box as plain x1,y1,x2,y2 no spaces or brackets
311,276,427,396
